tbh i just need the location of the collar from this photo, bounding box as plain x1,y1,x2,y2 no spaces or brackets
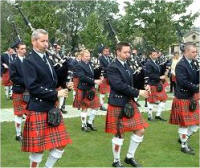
184,56,192,64
117,58,126,66
151,58,156,63
33,49,45,59
18,55,24,62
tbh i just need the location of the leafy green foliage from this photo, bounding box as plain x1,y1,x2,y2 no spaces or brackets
118,0,199,53
1,0,199,55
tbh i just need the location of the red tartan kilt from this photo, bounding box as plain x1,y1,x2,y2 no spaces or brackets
147,84,168,103
73,88,101,110
171,74,176,82
98,78,110,94
163,81,169,87
73,77,79,92
193,92,200,101
22,111,72,152
169,97,200,126
1,70,12,86
12,93,28,116
105,100,149,134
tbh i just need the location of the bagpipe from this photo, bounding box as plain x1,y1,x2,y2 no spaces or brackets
10,1,74,87
7,16,21,43
106,19,146,89
11,2,71,70
90,55,102,79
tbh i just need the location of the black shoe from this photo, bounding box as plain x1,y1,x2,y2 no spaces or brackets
178,138,194,151
112,161,124,168
124,157,142,167
87,123,97,131
81,126,90,132
181,147,195,155
61,109,67,114
100,106,107,111
148,117,154,121
155,116,167,121
61,106,67,114
16,135,23,142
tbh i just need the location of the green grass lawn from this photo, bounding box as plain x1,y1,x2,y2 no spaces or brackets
1,85,13,108
1,85,199,167
1,112,199,167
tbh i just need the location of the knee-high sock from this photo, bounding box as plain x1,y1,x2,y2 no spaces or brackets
99,94,105,106
178,127,189,148
15,116,22,136
112,137,124,162
58,96,65,109
147,103,153,118
80,111,87,127
29,153,43,168
5,86,9,98
88,109,96,125
73,90,76,100
9,86,13,96
188,125,199,137
45,149,64,168
126,134,143,159
156,102,165,117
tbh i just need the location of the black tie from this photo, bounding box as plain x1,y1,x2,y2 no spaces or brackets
43,54,48,64
190,61,196,71
124,63,130,76
43,54,54,80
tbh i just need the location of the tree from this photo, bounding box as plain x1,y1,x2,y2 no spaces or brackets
79,12,109,56
119,0,199,52
1,0,119,53
1,1,60,51
55,0,119,53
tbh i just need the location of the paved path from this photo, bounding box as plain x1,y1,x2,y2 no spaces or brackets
0,99,173,122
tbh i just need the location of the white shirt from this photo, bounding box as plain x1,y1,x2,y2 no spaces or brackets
33,49,45,60
18,55,24,62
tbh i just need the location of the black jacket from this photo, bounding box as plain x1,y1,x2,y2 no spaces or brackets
1,53,16,74
107,59,139,107
22,50,58,112
9,57,25,93
145,59,162,85
175,56,199,99
75,61,95,90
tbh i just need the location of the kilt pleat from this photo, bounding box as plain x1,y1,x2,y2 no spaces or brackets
147,83,168,103
12,93,28,116
73,77,79,92
22,111,72,152
169,97,200,126
2,70,12,86
105,100,148,134
73,88,101,110
98,78,110,94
